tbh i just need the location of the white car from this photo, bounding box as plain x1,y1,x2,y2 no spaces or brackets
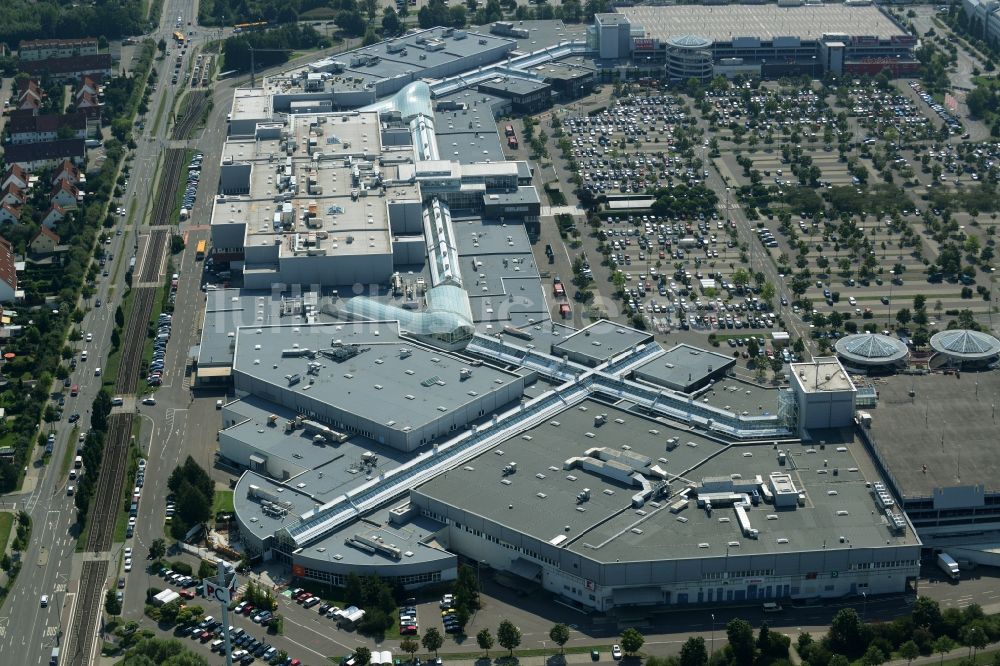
124,547,132,558
848,296,857,306
612,645,623,660
124,557,132,572
86,333,93,342
141,397,156,406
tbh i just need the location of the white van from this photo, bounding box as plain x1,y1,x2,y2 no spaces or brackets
94,367,102,376
762,602,783,613
81,350,88,361
67,486,74,496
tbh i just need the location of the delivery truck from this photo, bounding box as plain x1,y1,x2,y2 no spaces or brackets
937,552,960,580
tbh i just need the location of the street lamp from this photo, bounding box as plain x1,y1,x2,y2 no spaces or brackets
711,613,716,656
861,591,868,621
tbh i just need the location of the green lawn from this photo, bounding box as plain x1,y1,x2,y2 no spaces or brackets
0,512,14,553
102,285,136,391
60,427,79,477
212,490,234,514
151,95,168,136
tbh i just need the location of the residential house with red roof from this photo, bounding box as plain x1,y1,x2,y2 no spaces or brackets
0,238,19,302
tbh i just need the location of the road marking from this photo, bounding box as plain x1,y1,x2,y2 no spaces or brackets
280,616,355,654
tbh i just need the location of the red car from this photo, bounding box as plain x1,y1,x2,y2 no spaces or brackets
401,625,418,635
243,604,255,616
179,590,195,600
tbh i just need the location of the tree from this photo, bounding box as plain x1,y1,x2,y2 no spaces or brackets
913,596,943,632
345,572,363,606
829,608,866,658
422,628,444,657
148,538,166,560
336,10,366,37
400,638,419,661
620,627,645,656
550,624,570,654
453,564,480,611
198,559,216,580
862,645,886,666
105,588,122,616
895,308,912,327
498,620,522,656
381,7,403,36
159,598,182,625
760,282,776,304
727,618,755,666
962,626,988,658
934,636,957,665
354,647,372,665
679,636,708,666
477,628,494,657
900,640,920,665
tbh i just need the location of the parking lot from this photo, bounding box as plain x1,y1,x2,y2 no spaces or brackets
530,72,998,362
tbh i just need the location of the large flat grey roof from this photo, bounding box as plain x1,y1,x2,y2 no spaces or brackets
478,76,551,98
696,379,783,418
303,507,455,568
552,320,653,364
503,20,590,53
199,289,315,368
633,343,735,392
234,472,317,536
620,5,907,43
232,321,523,434
468,277,548,329
453,217,534,256
868,372,1000,499
415,399,917,564
434,114,506,163
222,394,415,501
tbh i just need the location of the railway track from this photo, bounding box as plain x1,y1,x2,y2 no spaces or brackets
139,228,167,284
65,560,108,666
172,90,207,140
150,149,184,227
82,230,166,552
83,414,133,552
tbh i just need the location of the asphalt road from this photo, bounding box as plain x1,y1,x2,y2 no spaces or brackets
0,0,227,662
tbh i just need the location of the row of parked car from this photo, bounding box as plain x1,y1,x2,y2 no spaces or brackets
181,153,203,214
148,312,172,386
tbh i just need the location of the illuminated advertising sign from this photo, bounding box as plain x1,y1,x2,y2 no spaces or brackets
633,38,658,51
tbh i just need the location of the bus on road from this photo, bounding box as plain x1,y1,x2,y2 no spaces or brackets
173,31,185,44
195,239,207,260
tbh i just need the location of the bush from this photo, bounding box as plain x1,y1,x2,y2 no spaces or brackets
170,561,193,576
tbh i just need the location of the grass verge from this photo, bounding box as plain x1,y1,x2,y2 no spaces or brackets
0,512,13,552
60,427,79,477
151,95,168,136
212,490,234,514
103,286,136,391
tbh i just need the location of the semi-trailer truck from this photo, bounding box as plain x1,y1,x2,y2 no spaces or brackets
937,552,960,580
